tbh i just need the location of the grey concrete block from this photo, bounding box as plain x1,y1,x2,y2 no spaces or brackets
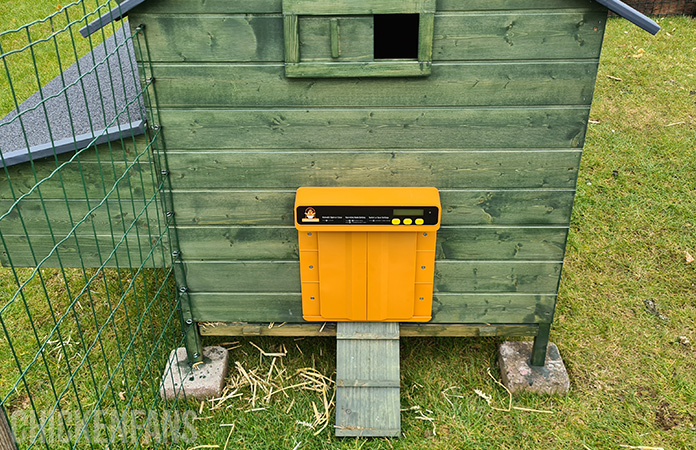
160,346,229,400
498,341,569,395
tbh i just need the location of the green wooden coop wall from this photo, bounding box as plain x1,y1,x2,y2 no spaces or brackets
1,0,609,326
0,138,166,268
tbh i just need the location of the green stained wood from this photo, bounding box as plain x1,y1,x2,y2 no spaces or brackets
0,161,155,200
283,15,300,63
330,18,340,58
132,11,604,63
181,261,562,293
157,107,589,150
283,0,435,15
169,189,575,227
113,0,605,341
165,150,581,189
442,190,575,226
198,322,538,337
285,61,432,78
431,293,555,324
152,61,598,108
0,199,160,235
190,293,304,322
131,14,285,62
0,137,155,199
418,12,435,62
298,16,373,62
176,226,300,261
434,261,562,293
0,234,168,268
433,11,606,61
133,0,282,14
436,226,568,261
174,225,567,261
285,0,435,79
135,0,601,14
188,292,555,324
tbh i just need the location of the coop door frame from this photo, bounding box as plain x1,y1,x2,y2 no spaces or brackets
282,0,435,78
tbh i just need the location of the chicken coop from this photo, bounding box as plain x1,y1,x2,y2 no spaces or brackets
0,0,659,440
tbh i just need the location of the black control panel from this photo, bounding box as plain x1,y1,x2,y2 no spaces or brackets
296,206,439,225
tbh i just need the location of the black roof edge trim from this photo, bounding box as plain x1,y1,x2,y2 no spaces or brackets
595,0,661,35
80,0,147,38
0,120,146,168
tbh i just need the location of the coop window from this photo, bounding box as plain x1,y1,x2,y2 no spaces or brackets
282,0,435,78
374,14,420,60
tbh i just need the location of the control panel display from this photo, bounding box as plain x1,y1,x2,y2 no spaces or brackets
297,206,439,225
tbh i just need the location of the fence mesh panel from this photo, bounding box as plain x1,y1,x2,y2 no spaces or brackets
0,1,193,448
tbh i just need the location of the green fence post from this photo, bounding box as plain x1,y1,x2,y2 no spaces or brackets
135,24,203,366
530,323,551,367
173,255,203,365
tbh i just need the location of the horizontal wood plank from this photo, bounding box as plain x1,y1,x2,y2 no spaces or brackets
0,136,158,199
133,11,604,62
432,293,556,324
166,150,581,189
1,224,568,267
0,199,162,235
158,107,589,150
135,0,602,14
285,0,435,15
181,260,562,293
0,160,157,200
0,234,169,268
170,189,575,226
199,322,538,337
433,11,605,61
133,14,286,62
174,225,568,261
152,61,598,108
437,226,567,260
188,292,556,323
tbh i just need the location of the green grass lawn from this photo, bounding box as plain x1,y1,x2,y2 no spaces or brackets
0,0,108,114
1,3,695,449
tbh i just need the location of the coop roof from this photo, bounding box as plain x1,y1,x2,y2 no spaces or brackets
0,22,145,168
79,0,661,37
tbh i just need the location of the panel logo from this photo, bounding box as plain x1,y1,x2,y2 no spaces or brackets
302,207,319,222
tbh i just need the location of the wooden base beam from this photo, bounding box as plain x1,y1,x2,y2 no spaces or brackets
199,322,538,338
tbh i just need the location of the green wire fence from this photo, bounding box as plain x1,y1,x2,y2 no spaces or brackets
0,1,195,448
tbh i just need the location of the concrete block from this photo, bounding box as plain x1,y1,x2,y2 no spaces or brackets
160,346,229,400
498,341,569,395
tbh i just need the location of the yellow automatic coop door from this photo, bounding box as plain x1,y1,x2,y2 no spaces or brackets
294,187,441,322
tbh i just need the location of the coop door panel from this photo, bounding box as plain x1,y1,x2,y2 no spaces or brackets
366,232,417,321
283,0,435,77
317,232,368,321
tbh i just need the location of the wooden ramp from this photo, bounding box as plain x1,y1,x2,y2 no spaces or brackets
335,322,401,437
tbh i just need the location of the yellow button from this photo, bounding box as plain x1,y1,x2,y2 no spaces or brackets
415,218,424,225
403,218,413,225
391,218,401,225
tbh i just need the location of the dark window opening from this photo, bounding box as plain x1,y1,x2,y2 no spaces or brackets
374,14,420,60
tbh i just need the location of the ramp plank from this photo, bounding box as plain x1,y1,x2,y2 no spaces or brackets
335,322,401,437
